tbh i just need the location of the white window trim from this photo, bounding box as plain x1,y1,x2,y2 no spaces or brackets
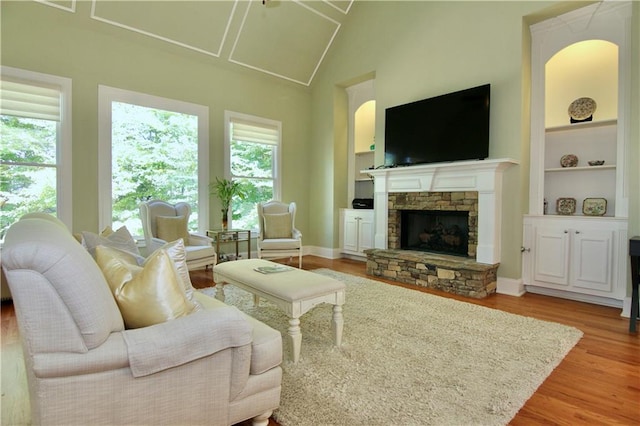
97,86,209,233
1,66,72,229
224,110,282,201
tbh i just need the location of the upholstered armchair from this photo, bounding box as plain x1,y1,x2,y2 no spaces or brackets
2,214,283,426
139,199,217,270
257,200,302,268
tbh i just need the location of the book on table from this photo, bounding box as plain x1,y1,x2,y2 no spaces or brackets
254,265,293,274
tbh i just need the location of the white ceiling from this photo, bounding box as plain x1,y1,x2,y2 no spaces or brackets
37,0,355,86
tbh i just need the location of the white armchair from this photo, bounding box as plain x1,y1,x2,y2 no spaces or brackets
139,199,217,270
257,200,302,268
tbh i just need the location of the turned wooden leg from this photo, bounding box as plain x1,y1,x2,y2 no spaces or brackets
252,410,272,426
288,317,302,363
215,282,225,302
332,304,344,347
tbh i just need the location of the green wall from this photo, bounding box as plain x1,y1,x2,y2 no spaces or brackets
2,1,638,288
309,0,640,282
1,0,312,235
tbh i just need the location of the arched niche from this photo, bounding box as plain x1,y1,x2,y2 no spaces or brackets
545,40,618,128
354,100,375,153
346,80,375,204
529,1,631,217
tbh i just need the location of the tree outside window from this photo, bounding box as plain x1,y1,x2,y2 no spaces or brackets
226,112,281,230
111,102,199,235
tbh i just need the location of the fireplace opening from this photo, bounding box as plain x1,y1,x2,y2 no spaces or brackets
400,210,469,257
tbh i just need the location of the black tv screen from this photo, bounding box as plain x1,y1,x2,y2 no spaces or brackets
384,84,490,167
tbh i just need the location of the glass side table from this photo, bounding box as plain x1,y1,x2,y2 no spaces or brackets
206,229,251,262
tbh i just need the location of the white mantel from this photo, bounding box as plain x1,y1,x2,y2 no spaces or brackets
367,158,518,265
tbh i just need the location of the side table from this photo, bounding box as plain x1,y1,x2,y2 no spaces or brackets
206,229,251,262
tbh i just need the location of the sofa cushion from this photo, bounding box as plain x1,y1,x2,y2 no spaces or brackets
263,213,293,239
96,246,198,329
156,215,190,242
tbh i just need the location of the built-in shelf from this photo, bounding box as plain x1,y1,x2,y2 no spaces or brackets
545,119,617,133
545,164,616,173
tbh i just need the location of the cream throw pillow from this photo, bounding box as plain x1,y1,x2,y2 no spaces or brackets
156,215,190,243
263,213,293,239
82,225,141,259
96,245,198,329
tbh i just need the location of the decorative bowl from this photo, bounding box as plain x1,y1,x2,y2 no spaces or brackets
588,160,605,166
560,154,578,168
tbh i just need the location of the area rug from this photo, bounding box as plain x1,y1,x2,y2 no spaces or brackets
201,269,583,426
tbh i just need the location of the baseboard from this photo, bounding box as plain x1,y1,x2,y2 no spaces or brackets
304,246,342,259
525,285,624,310
497,277,525,297
621,296,632,318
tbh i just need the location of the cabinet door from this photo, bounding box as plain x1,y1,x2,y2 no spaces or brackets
358,213,374,252
343,213,359,253
533,227,570,286
570,229,613,292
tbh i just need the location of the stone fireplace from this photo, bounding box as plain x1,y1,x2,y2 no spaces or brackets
390,191,477,258
364,159,517,298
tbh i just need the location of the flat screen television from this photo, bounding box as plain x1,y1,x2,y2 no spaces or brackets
384,84,490,167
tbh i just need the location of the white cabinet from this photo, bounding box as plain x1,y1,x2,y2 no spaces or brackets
525,3,631,308
523,216,627,304
340,209,374,257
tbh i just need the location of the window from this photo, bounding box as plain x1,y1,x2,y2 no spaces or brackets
0,67,72,239
98,86,209,235
225,111,281,230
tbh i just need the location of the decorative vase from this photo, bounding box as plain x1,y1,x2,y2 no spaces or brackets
221,211,228,231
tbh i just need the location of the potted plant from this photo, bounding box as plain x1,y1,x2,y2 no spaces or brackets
210,177,246,230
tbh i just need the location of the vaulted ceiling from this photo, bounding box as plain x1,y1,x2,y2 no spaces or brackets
40,0,354,86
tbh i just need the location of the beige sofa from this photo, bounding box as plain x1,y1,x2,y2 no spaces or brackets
2,214,282,426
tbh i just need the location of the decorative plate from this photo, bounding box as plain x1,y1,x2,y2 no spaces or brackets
556,197,576,215
582,198,607,216
560,154,578,168
568,97,597,120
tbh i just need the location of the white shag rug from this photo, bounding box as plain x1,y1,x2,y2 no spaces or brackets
201,269,583,426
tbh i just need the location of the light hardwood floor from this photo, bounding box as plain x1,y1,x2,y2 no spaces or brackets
3,255,639,425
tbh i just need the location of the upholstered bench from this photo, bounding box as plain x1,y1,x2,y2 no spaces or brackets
213,259,346,363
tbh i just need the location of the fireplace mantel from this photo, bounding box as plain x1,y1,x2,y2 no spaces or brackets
367,158,518,264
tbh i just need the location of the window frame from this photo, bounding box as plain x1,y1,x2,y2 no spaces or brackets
0,66,73,229
224,110,282,230
98,86,209,233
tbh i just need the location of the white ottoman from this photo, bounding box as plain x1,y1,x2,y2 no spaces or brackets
213,259,345,363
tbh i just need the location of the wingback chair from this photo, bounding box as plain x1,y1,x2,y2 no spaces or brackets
139,199,217,270
2,214,283,426
257,200,302,268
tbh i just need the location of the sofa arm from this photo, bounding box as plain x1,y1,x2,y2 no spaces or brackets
123,306,252,377
33,333,130,378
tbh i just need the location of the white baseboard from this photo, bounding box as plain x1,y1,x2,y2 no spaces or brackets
497,277,525,297
621,296,631,318
525,285,624,310
304,246,342,259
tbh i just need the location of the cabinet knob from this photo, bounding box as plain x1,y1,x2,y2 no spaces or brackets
575,230,580,234
564,230,569,233
520,247,530,253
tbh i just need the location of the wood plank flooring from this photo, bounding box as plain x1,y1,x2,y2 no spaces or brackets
3,255,639,425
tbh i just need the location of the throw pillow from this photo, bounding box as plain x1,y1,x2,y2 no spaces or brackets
96,246,198,329
156,215,190,243
82,225,141,259
157,239,200,309
263,213,293,239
